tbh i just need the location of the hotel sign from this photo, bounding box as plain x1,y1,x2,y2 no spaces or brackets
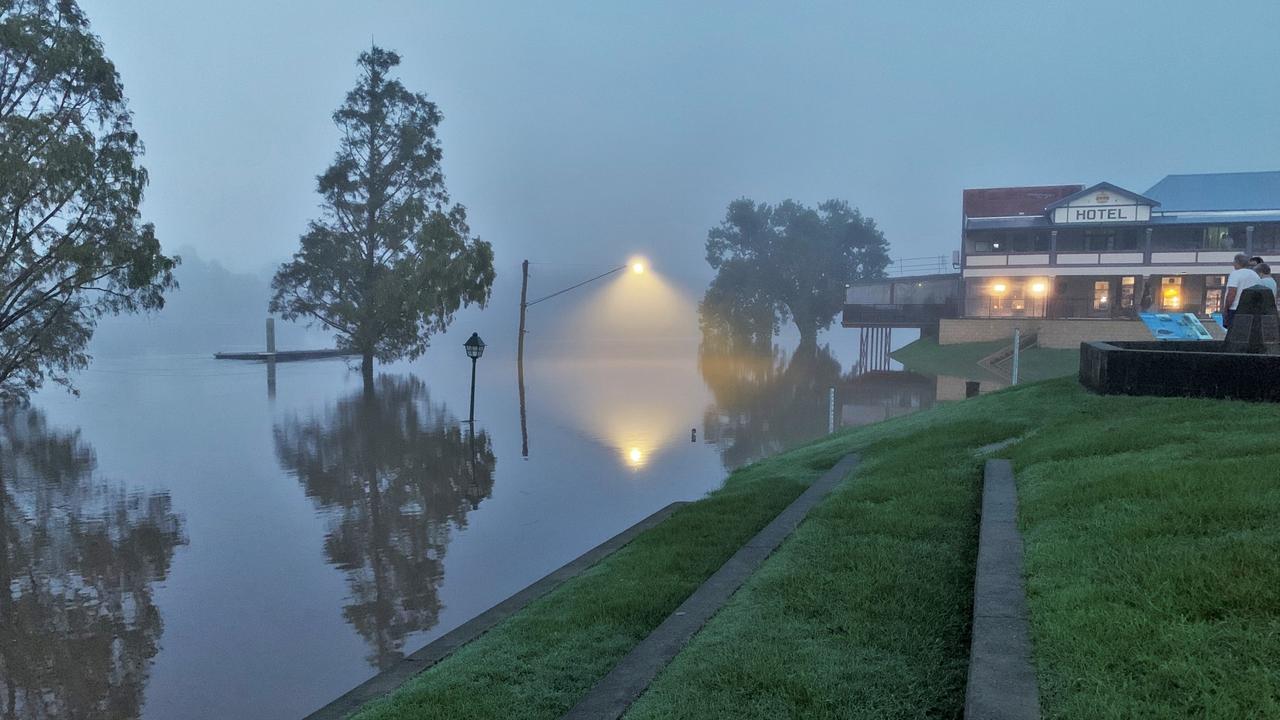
1062,205,1141,223
1051,188,1153,225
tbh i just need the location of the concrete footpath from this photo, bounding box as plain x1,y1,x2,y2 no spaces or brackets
304,501,688,720
964,459,1041,720
561,453,861,720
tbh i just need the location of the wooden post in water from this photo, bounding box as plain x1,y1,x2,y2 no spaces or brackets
266,318,277,399
517,260,530,457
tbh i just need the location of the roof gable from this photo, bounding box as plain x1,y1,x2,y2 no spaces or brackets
1044,182,1160,210
1046,182,1158,225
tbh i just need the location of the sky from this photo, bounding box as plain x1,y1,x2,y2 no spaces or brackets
81,0,1280,294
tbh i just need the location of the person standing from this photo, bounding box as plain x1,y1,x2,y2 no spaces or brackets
1256,262,1277,306
1223,253,1262,328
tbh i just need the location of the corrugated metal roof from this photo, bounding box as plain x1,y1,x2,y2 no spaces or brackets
1145,171,1280,212
1150,212,1280,225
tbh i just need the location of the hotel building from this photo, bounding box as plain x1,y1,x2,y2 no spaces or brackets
844,171,1280,348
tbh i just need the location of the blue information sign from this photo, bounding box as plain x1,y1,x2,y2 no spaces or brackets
1138,312,1214,340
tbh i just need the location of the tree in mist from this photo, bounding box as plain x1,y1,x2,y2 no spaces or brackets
271,47,495,385
274,375,495,668
704,198,889,349
698,260,777,356
0,404,186,719
699,341,844,469
0,0,177,401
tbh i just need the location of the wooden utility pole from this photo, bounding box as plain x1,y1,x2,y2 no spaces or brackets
517,260,529,457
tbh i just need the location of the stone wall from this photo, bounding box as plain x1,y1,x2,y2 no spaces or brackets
1080,340,1280,401
939,318,1225,349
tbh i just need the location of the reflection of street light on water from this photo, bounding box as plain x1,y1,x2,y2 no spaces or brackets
516,255,655,459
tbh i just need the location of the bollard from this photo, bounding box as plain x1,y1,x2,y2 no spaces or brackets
828,386,836,434
1011,328,1020,385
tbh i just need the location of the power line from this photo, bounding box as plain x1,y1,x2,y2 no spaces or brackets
524,265,626,307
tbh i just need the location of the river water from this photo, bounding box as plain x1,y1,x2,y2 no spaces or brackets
0,315,960,719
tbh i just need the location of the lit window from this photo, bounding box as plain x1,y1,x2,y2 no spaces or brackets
1092,281,1110,311
1161,276,1183,310
1205,275,1226,315
1120,276,1135,309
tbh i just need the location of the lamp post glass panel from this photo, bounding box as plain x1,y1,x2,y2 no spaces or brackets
464,333,486,423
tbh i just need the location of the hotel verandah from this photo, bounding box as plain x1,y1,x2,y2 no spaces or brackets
844,171,1280,348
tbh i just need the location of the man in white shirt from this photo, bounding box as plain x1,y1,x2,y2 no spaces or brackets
1224,253,1262,328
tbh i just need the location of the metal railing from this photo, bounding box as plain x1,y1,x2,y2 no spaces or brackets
842,301,961,328
884,255,954,277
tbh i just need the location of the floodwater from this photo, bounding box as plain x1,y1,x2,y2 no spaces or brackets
0,319,958,719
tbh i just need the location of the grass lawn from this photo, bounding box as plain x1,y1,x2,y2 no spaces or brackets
1005,387,1280,719
348,439,851,720
627,380,1280,719
625,409,1021,719
351,378,1280,719
891,336,1079,383
890,336,1007,381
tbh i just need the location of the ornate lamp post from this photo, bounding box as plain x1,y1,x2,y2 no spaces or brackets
464,332,486,424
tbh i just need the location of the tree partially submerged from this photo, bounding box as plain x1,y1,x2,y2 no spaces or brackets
0,0,176,401
271,47,494,383
703,198,889,349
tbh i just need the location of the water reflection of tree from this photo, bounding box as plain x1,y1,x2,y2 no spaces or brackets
273,376,496,669
699,339,843,469
0,406,186,720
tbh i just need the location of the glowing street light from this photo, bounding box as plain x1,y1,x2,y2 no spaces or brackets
516,256,650,458
1030,281,1047,295
991,282,1008,294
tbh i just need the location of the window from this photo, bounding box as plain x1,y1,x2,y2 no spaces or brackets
1161,276,1183,311
1204,226,1232,249
1150,226,1199,250
1092,281,1111,311
1120,276,1136,309
1084,228,1140,251
1254,225,1280,253
1205,275,1226,315
964,231,1050,254
1056,229,1086,252
1152,225,1248,251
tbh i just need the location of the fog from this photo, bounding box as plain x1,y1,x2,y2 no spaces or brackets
76,0,1280,355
